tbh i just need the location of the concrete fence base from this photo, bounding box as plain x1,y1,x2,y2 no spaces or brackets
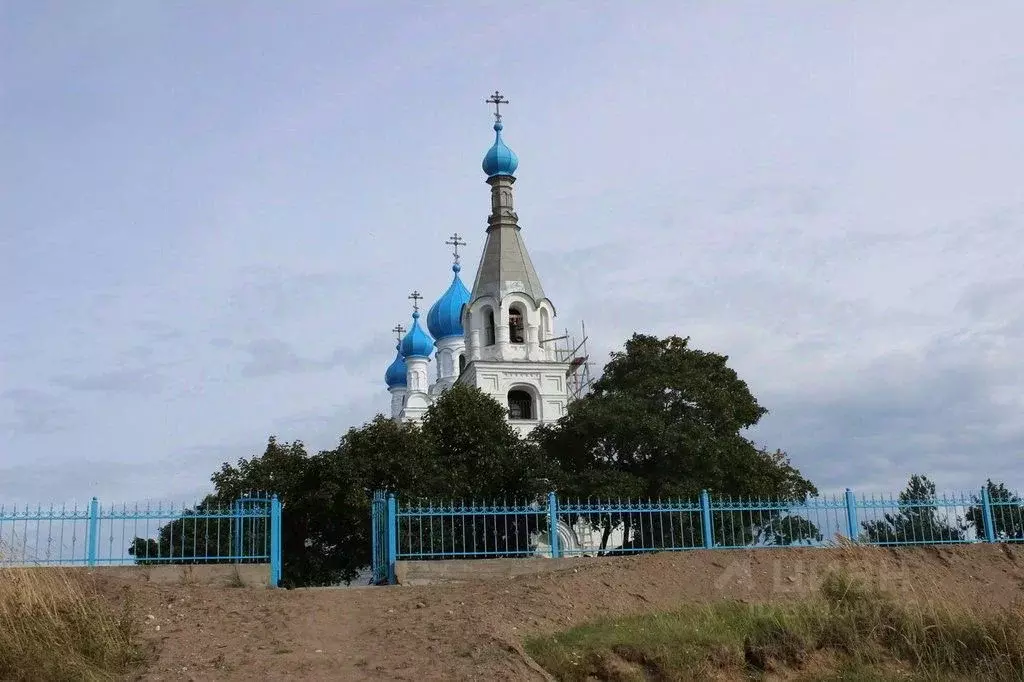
1,563,274,588
395,557,599,586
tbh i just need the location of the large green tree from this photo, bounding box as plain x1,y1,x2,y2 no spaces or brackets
861,474,967,544
532,334,818,551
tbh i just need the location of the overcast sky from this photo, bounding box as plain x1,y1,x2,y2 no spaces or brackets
2,2,1022,507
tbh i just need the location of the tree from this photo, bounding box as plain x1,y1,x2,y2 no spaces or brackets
213,437,359,586
531,334,819,551
966,479,1024,540
861,474,967,544
418,383,552,502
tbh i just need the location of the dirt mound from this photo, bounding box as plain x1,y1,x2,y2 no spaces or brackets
104,544,1024,681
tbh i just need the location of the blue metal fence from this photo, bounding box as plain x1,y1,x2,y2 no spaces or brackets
371,486,1024,583
0,494,282,587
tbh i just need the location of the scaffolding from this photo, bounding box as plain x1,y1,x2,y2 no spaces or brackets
550,320,595,405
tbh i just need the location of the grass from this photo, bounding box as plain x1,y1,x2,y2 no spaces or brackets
0,561,144,681
525,572,1024,681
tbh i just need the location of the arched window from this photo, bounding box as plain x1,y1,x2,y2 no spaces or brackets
483,306,496,346
507,389,533,420
458,354,466,374
508,305,525,344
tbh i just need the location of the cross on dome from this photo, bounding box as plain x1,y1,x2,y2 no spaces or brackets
392,324,406,341
400,291,434,359
482,90,518,178
445,233,467,266
408,290,423,313
485,90,509,122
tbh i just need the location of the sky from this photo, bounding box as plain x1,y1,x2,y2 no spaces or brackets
2,1,1022,507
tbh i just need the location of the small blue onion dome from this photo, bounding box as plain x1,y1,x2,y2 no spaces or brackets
400,311,434,358
482,121,519,177
384,342,407,388
426,263,471,340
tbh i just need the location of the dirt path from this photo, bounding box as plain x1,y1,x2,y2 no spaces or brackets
120,544,1024,681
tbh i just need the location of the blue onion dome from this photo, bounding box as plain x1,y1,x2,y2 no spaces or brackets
400,311,434,358
482,121,519,177
384,342,406,388
426,263,471,340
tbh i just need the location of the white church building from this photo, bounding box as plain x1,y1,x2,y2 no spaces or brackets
383,93,578,437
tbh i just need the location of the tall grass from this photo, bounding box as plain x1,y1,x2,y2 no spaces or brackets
527,572,1024,681
0,557,143,681
812,572,1024,678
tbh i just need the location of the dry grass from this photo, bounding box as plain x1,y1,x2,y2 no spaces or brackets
526,571,1024,681
0,563,144,681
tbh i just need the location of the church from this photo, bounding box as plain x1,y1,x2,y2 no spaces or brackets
383,93,578,435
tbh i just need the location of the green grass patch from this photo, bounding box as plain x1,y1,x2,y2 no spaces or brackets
525,572,1024,681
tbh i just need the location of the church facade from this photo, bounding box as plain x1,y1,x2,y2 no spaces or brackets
384,95,571,435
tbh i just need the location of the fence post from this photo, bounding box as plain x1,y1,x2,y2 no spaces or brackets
700,489,714,549
86,496,100,567
386,493,397,585
547,492,561,559
233,499,243,562
845,488,859,541
269,495,282,587
981,486,997,543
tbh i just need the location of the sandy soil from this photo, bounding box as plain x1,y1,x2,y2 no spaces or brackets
103,544,1024,681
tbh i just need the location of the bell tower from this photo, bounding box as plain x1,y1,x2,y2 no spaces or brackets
458,92,570,435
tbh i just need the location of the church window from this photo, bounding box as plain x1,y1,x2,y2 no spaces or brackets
483,307,496,346
458,354,466,374
507,389,533,420
509,306,525,344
